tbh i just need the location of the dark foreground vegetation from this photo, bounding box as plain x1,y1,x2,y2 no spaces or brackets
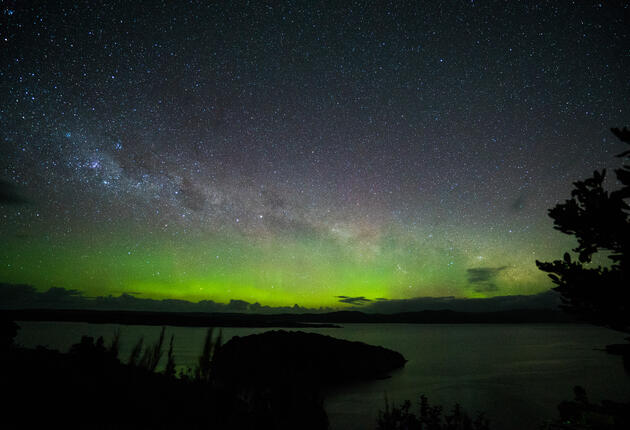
538,386,630,430
376,395,490,430
375,387,630,430
3,322,265,429
3,315,629,429
536,127,630,336
1,318,406,429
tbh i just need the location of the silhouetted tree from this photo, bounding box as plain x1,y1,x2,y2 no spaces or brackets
536,127,630,333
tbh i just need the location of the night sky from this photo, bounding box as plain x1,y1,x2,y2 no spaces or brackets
1,1,629,309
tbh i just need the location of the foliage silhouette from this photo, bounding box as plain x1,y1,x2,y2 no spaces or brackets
68,334,120,369
2,322,421,429
377,394,490,430
164,334,176,378
541,386,630,429
109,328,121,359
2,325,330,429
0,318,19,350
195,327,222,382
536,127,630,333
138,326,166,372
120,327,172,373
127,335,144,366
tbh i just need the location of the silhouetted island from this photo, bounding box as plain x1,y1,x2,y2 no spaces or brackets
213,330,407,388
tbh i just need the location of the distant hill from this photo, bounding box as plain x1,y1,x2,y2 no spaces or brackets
2,307,576,328
1,282,561,314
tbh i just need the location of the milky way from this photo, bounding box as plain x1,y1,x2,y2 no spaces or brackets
1,1,628,307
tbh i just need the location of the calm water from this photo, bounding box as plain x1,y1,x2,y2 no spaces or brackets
15,322,630,429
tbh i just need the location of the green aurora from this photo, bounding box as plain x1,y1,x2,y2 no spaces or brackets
1,212,570,308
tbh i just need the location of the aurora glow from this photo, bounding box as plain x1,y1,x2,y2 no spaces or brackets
1,1,628,309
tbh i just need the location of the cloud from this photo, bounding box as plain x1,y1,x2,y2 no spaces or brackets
466,266,507,292
0,283,83,307
0,283,38,302
336,296,372,305
467,266,507,283
40,287,83,300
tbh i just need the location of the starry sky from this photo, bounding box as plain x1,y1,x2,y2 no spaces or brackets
1,1,629,309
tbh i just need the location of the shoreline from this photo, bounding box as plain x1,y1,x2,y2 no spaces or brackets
2,307,576,328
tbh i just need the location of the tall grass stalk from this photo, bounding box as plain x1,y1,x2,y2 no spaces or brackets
195,327,222,382
128,337,144,367
164,334,176,378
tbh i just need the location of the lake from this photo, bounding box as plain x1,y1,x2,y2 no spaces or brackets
14,322,630,429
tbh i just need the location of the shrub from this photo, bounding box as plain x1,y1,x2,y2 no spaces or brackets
377,394,490,430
